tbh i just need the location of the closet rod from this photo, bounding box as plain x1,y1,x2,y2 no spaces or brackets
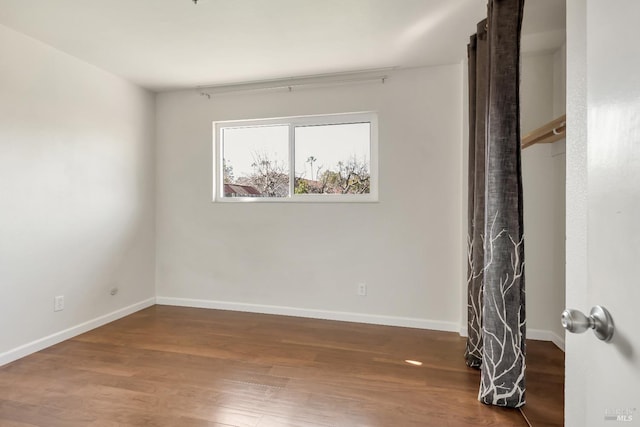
522,114,566,149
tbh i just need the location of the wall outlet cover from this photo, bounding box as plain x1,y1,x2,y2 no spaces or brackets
357,283,367,296
54,295,64,312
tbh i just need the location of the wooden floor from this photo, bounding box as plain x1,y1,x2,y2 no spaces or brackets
0,306,563,426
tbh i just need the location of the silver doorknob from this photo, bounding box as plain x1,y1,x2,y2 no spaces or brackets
561,305,614,342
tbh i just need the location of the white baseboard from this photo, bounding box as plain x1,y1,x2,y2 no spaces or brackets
458,325,565,352
0,295,564,369
551,331,565,351
0,297,156,367
529,329,566,351
156,296,460,332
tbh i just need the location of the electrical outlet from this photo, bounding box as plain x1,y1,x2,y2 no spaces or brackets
357,283,367,296
110,287,118,296
54,295,64,312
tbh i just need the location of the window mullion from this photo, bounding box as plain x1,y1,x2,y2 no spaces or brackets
289,123,295,197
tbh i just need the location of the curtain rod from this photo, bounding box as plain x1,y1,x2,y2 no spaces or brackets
197,67,395,98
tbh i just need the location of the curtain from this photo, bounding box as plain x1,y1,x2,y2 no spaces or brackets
465,20,488,370
466,0,526,408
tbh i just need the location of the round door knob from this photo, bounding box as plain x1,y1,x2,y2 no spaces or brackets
561,308,593,333
561,305,614,342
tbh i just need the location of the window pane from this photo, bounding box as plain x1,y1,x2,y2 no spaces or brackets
221,125,289,197
294,123,371,195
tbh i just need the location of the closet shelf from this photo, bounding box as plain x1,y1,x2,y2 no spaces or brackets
522,114,566,149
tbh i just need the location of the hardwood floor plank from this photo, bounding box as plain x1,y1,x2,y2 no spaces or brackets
0,306,563,426
520,340,565,426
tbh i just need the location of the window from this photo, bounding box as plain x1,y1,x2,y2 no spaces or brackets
214,112,378,202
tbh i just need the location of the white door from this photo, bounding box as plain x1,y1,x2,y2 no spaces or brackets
565,1,640,426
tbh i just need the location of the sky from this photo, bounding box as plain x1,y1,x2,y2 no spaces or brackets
222,122,370,180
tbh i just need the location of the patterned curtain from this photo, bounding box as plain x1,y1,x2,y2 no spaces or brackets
465,19,488,370
465,0,526,408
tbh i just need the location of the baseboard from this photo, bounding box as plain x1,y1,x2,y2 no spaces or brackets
0,295,564,368
156,297,460,332
528,328,566,351
0,297,156,367
458,325,565,352
549,331,566,352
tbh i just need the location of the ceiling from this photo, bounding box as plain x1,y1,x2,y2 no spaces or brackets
0,0,565,92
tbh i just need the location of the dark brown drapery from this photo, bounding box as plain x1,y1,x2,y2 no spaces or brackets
466,0,526,408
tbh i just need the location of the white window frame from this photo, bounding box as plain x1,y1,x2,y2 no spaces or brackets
213,112,378,203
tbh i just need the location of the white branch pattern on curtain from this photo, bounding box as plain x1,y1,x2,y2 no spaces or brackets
478,212,526,406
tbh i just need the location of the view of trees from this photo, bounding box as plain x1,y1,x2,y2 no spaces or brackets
295,156,370,194
224,152,370,197
224,152,289,197
223,158,235,183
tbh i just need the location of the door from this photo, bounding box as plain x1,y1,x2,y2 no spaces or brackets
565,1,640,426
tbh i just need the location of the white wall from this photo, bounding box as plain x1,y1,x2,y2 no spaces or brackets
0,25,156,363
155,65,465,330
520,49,567,347
0,18,564,363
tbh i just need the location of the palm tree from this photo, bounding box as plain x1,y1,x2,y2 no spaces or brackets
306,156,317,181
